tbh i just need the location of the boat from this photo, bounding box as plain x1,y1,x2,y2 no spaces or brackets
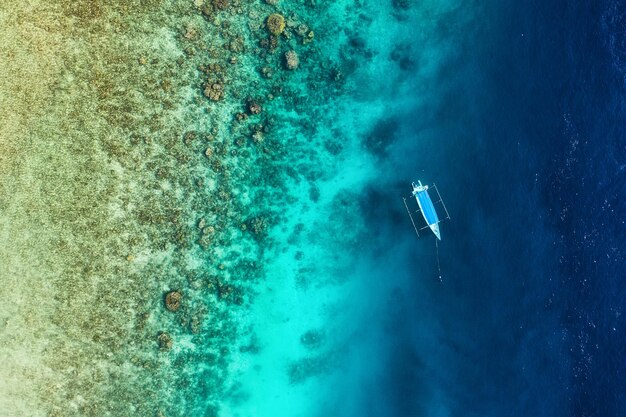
402,180,450,240
412,181,441,239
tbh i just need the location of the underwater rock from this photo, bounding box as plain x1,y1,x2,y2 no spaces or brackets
217,281,233,299
300,329,324,349
294,24,314,43
165,291,182,312
296,23,309,37
390,44,415,71
183,25,198,40
203,63,225,76
183,130,197,145
247,99,262,114
285,50,299,70
265,0,279,4
364,116,400,156
252,131,264,143
248,216,268,236
198,235,211,249
302,30,314,44
157,332,173,351
212,0,229,10
227,37,245,53
349,35,367,51
330,67,343,82
287,355,328,384
266,13,285,35
259,35,279,50
190,315,201,334
260,66,274,79
203,82,224,101
393,0,410,10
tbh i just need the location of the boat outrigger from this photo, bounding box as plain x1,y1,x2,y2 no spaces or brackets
402,180,450,240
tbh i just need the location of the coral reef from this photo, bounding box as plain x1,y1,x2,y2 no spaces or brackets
247,98,263,115
165,291,182,312
158,332,174,351
204,82,225,101
285,50,300,70
212,0,230,10
266,13,286,35
0,0,369,413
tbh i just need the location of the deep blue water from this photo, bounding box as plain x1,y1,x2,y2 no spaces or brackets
226,1,625,415
317,1,625,416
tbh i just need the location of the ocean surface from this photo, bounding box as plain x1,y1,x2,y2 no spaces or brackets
0,0,624,416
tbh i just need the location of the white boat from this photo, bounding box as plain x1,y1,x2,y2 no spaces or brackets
402,180,450,240
412,181,441,239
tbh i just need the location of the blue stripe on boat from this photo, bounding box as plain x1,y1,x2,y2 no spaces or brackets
417,190,439,226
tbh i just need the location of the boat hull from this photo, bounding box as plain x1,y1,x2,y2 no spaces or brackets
429,222,441,240
414,186,441,240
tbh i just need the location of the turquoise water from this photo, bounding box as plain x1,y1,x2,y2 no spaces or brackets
221,1,472,415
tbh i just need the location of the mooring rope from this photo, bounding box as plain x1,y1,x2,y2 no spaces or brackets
435,238,442,282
